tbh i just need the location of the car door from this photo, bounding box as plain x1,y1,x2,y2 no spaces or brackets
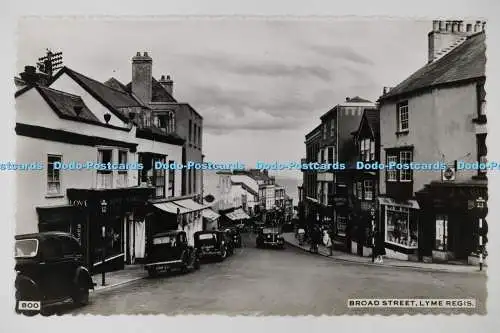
60,236,84,294
40,236,66,299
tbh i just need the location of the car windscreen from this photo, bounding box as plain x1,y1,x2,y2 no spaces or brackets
15,239,39,258
262,228,279,234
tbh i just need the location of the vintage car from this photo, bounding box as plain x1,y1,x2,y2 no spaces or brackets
253,221,266,233
14,232,95,316
224,227,242,248
256,227,285,249
144,231,200,277
194,230,233,261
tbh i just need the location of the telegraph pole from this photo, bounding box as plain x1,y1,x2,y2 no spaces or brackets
37,49,63,77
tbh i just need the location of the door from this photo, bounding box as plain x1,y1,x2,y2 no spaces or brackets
60,236,85,293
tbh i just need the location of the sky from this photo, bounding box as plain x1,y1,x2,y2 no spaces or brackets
17,18,431,179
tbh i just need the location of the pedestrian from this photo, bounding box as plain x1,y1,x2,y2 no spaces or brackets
374,230,386,263
323,230,333,256
298,227,305,246
312,227,321,254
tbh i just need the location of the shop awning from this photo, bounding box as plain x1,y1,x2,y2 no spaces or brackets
233,208,250,219
202,209,220,220
153,202,191,214
175,199,208,212
378,197,420,209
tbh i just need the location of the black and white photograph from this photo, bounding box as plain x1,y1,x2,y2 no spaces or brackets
11,16,488,317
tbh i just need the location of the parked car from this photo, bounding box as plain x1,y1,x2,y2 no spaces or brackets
256,227,285,249
14,232,95,316
225,227,242,248
144,231,200,277
253,221,265,233
194,230,232,261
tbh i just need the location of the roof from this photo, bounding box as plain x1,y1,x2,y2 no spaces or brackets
230,174,259,194
103,77,128,93
305,123,322,139
124,77,177,103
380,32,486,102
346,96,372,103
36,86,100,122
320,96,374,120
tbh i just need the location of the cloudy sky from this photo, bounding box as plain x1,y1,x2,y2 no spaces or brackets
17,18,431,179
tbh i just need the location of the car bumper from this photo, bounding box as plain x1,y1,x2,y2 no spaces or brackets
199,250,223,257
144,260,183,269
263,240,284,246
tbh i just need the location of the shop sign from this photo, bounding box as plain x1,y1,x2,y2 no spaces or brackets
69,199,88,208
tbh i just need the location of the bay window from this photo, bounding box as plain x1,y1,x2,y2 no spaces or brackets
400,151,413,181
386,154,398,181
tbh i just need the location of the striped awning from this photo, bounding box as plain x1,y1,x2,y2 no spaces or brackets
175,199,208,212
153,202,191,214
226,208,250,220
203,209,220,220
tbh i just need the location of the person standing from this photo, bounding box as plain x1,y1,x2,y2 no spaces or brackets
323,230,333,256
374,230,386,263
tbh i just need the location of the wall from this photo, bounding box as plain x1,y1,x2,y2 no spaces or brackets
379,83,478,195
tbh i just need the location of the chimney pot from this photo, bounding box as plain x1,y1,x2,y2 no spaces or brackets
136,52,141,56
167,75,171,80
346,97,350,102
143,52,149,57
160,75,166,81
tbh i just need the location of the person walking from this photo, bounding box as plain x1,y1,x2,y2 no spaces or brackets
323,230,333,256
298,227,305,246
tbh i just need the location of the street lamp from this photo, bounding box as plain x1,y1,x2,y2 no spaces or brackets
100,199,108,286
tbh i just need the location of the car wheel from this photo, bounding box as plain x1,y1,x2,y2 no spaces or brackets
147,267,158,278
73,284,90,306
219,248,227,261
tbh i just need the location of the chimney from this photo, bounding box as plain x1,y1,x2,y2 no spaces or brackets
428,20,485,63
131,51,153,104
159,74,174,96
345,97,350,102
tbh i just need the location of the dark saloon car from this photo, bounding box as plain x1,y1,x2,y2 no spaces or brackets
225,227,242,248
144,231,200,277
256,227,285,249
14,232,95,316
194,230,232,261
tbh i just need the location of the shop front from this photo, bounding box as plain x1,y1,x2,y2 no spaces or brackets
415,180,487,264
66,187,153,274
332,197,350,252
37,205,85,244
378,196,420,261
150,196,207,246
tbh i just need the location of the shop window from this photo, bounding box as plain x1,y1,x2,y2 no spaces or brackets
385,205,417,248
47,154,62,195
168,160,175,197
435,215,448,251
336,215,347,237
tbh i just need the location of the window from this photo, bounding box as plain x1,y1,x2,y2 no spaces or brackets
323,125,327,139
117,150,128,187
364,180,373,200
385,205,417,248
466,23,472,32
397,101,409,132
153,157,166,198
47,154,62,195
168,161,175,197
356,181,362,200
386,154,398,182
330,120,335,137
188,119,192,143
328,146,334,164
198,126,202,147
193,124,197,146
336,215,347,237
435,215,448,251
370,140,375,161
97,149,113,189
400,151,413,181
360,138,372,162
320,149,325,164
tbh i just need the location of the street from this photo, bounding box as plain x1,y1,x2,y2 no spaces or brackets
69,233,486,316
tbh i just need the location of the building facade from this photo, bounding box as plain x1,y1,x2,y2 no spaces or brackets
378,21,487,263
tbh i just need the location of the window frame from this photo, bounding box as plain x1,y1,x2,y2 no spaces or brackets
399,151,413,182
397,101,409,132
168,160,175,197
386,154,398,182
153,156,166,199
384,205,417,249
363,179,373,201
47,154,62,196
434,214,448,251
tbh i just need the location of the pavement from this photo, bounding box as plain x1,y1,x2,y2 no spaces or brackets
282,232,484,274
69,232,486,316
92,264,145,292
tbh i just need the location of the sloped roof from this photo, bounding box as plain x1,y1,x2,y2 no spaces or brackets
364,109,380,136
347,96,372,103
50,67,141,123
37,86,100,122
380,31,486,102
103,77,128,93
231,174,259,194
124,77,177,103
